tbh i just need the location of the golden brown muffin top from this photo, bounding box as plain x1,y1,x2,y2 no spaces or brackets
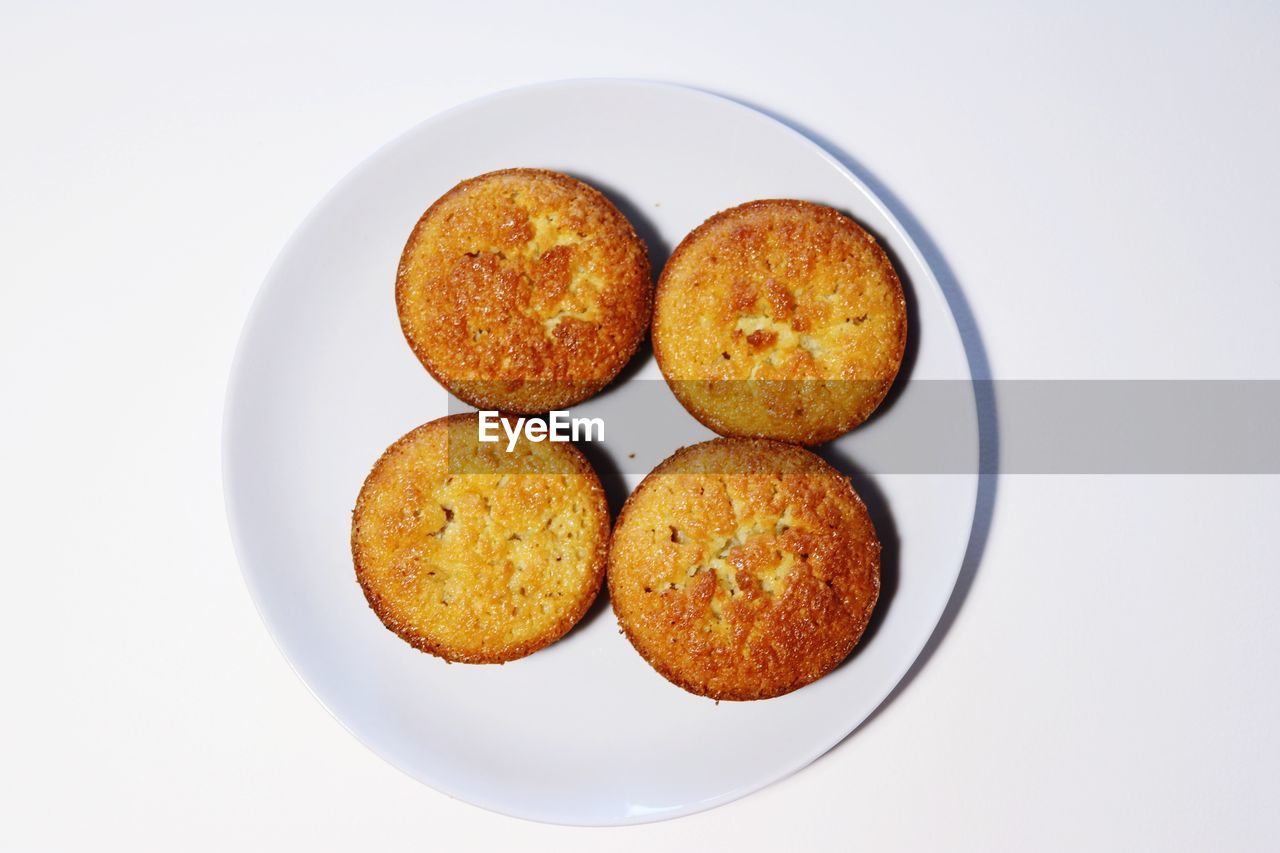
608,438,880,700
397,169,651,413
653,199,907,444
352,413,609,664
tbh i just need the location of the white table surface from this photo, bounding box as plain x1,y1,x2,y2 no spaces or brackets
2,2,1277,850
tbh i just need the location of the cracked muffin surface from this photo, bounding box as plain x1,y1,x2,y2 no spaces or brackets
608,438,880,700
352,413,609,664
653,199,907,444
397,169,651,413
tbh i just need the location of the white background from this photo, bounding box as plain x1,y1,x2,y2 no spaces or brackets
2,1,1277,850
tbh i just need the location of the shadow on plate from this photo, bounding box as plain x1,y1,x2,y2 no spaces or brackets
698,87,1000,735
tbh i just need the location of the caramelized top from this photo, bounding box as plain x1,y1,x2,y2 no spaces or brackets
653,200,907,444
397,169,651,413
352,414,609,663
608,438,880,699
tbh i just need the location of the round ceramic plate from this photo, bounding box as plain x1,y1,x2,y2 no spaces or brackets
224,79,978,825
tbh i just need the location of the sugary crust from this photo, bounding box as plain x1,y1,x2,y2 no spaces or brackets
652,199,908,445
607,438,881,700
397,169,651,414
351,413,609,664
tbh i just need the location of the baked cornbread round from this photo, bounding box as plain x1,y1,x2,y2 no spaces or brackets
397,169,651,414
608,438,880,700
352,413,609,664
652,199,907,444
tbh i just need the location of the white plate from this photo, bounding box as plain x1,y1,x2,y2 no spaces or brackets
223,79,978,826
